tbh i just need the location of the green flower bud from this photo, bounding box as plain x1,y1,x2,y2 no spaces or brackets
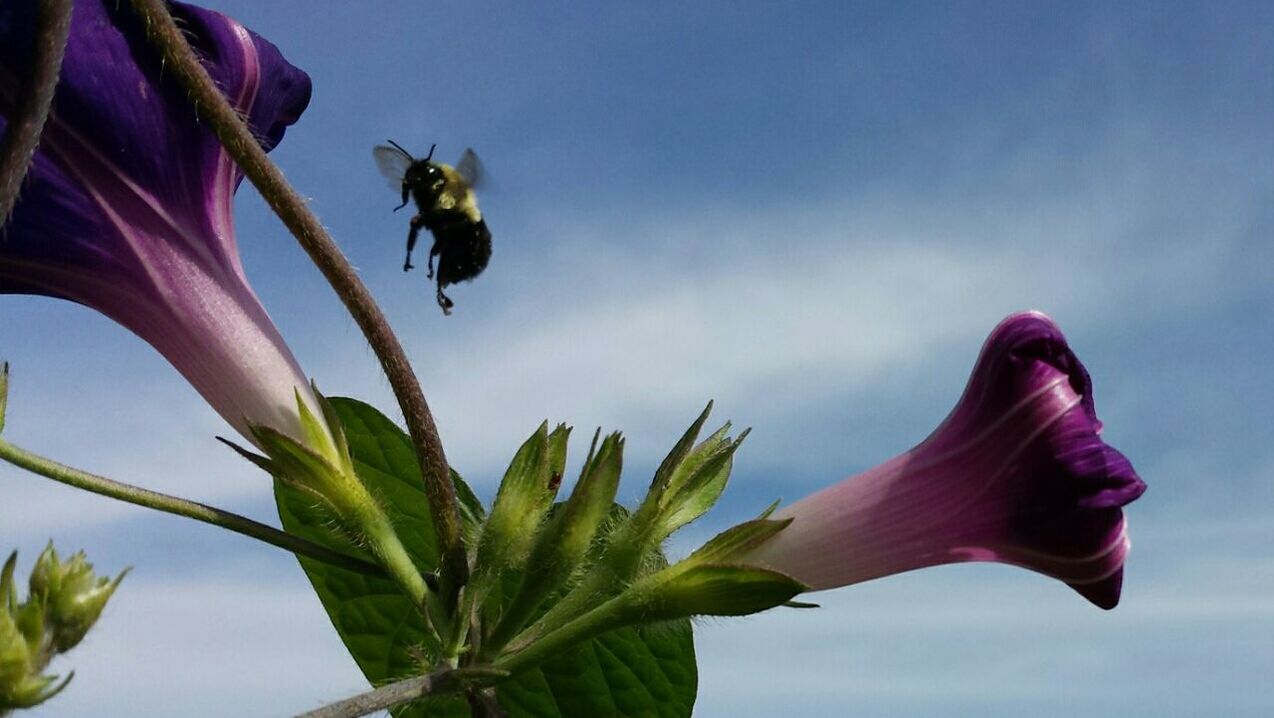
0,605,33,695
3,552,42,652
1,549,79,711
485,430,625,654
477,422,570,575
220,390,380,545
607,405,748,585
0,667,72,711
28,544,128,653
628,564,806,620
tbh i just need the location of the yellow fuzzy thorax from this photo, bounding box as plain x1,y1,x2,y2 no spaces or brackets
434,164,482,222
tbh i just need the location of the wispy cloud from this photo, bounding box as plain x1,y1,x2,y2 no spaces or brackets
359,127,1263,488
33,573,367,718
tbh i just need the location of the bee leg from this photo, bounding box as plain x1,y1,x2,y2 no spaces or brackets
436,283,455,316
393,184,410,212
427,236,442,280
404,215,426,272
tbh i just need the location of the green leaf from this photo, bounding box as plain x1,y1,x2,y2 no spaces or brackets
495,621,696,718
277,398,697,718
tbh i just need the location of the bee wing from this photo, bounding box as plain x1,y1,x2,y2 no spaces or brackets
454,148,485,188
373,144,414,189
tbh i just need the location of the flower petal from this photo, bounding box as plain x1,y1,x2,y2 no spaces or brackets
744,312,1145,609
0,0,318,446
0,0,311,280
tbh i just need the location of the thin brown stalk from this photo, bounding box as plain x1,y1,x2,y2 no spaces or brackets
125,0,468,599
0,0,73,227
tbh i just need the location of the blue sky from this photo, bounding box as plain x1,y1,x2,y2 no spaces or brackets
3,1,1272,716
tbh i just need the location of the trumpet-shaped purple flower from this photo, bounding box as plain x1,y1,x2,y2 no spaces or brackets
0,0,315,444
745,312,1146,609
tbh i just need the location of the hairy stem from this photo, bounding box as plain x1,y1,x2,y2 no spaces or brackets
294,668,455,718
494,599,624,678
0,0,72,227
125,0,468,599
0,439,384,577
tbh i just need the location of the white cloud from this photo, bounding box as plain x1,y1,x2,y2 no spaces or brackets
26,573,369,718
362,144,1253,487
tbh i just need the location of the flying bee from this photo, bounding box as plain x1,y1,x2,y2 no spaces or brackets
373,141,491,315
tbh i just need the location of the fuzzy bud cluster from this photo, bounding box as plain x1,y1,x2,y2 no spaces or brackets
1,545,126,710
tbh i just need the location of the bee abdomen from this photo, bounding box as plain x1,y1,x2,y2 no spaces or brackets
434,219,492,287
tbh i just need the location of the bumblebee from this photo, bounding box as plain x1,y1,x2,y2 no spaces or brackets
374,141,491,314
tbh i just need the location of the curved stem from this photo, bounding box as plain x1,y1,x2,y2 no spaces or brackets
294,668,455,718
0,0,72,227
0,438,385,578
125,0,468,599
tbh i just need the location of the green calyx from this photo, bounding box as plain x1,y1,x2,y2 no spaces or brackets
219,387,359,514
474,422,571,577
479,404,806,677
27,544,129,653
481,429,624,656
220,387,430,612
577,402,749,600
2,546,123,711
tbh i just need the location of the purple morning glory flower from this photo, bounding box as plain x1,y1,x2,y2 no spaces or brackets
744,312,1146,609
0,0,315,444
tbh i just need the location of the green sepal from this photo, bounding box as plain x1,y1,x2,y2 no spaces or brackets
218,433,342,520
27,542,57,598
0,600,31,687
656,428,749,537
545,423,571,491
606,406,721,577
543,433,623,576
13,595,45,650
242,424,384,541
632,564,807,620
313,382,357,479
28,545,128,653
1,552,16,612
294,388,339,467
663,421,732,500
684,516,793,565
476,422,561,575
3,552,40,652
648,401,713,496
249,425,342,494
0,669,73,711
756,499,781,519
597,408,746,595
279,398,699,718
451,468,486,549
0,361,9,434
216,436,279,476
